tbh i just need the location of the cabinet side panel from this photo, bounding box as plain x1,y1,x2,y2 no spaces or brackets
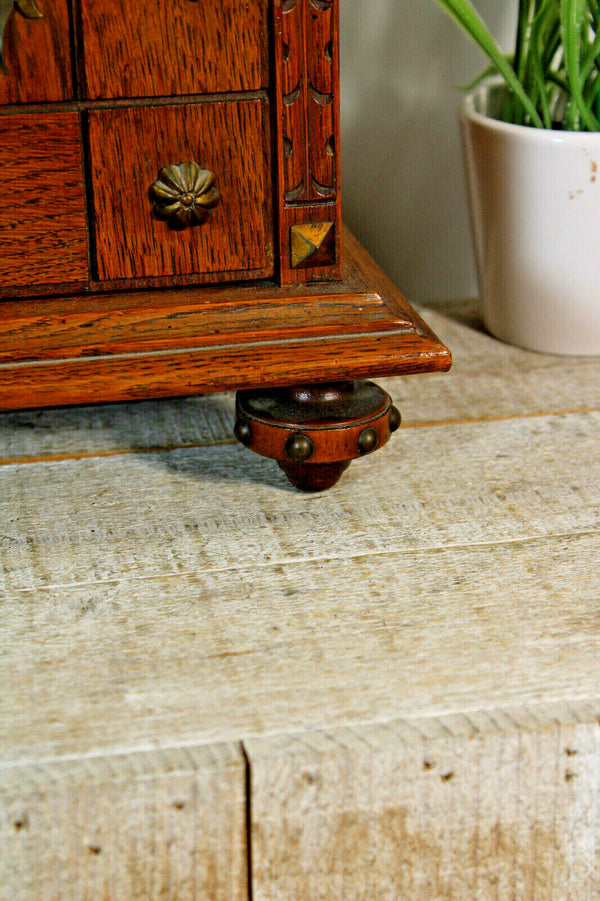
0,113,88,292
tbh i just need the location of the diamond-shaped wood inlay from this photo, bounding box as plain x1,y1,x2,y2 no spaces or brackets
290,222,336,269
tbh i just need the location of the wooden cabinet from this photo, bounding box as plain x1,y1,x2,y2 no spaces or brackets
0,0,451,491
0,1,273,294
0,112,87,290
0,0,71,104
78,0,270,98
87,101,273,283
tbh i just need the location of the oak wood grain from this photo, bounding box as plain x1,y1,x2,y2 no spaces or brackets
0,111,88,292
0,300,597,460
0,0,72,104
0,228,450,410
274,0,342,284
87,100,273,283
78,0,269,99
0,293,407,363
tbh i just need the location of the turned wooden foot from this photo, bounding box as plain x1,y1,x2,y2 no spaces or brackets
234,381,401,492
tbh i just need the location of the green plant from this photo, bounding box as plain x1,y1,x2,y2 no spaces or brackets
433,0,600,130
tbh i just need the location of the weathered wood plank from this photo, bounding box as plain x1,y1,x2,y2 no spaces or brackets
0,744,248,901
2,299,599,897
246,702,600,901
3,524,600,763
0,393,237,464
380,298,600,426
1,412,598,593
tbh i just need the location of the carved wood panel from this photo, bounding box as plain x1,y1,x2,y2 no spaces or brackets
274,0,341,284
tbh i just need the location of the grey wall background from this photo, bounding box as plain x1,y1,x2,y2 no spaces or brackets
340,0,515,301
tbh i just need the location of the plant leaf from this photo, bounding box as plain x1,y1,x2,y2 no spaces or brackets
560,0,600,129
432,0,544,126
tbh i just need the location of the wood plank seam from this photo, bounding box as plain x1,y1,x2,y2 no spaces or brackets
1,402,598,468
244,700,600,900
2,528,598,599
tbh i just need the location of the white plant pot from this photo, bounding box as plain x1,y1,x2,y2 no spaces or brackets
460,82,600,355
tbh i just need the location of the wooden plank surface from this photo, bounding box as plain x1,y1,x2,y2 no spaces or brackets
0,743,248,901
247,702,600,900
2,298,600,897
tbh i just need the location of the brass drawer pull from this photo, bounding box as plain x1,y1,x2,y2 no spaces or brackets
0,0,43,75
149,161,220,230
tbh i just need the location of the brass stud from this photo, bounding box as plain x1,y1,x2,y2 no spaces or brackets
389,406,402,433
358,427,379,455
234,418,252,446
290,222,336,269
286,433,314,462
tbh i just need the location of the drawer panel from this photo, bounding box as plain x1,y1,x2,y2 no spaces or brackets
79,0,269,100
88,101,274,283
0,0,72,104
0,112,88,292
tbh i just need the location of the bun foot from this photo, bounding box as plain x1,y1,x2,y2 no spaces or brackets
235,380,401,491
277,460,351,493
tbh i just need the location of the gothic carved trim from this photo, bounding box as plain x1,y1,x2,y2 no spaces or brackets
278,0,336,203
274,0,341,284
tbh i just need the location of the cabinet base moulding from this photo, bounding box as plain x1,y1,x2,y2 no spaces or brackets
0,228,451,412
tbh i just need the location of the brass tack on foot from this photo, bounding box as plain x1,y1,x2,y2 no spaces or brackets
358,427,379,455
286,433,314,462
389,406,402,432
234,418,252,446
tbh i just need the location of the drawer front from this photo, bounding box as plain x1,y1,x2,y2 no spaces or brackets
88,101,274,283
80,0,269,100
0,0,72,104
0,112,88,291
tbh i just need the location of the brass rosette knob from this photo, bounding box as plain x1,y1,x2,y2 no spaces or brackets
149,161,220,230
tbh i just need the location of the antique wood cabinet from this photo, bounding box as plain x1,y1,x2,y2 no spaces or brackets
0,0,450,490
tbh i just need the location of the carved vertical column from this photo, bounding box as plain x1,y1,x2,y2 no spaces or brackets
273,0,342,284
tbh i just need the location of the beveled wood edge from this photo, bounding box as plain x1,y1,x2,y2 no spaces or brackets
0,227,451,410
0,293,406,362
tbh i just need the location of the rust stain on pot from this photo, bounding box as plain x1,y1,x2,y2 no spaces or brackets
591,160,598,183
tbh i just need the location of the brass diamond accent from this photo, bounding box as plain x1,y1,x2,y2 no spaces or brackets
290,222,336,269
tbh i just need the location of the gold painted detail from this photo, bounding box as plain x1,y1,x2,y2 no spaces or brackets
290,222,335,269
0,0,43,75
149,161,220,231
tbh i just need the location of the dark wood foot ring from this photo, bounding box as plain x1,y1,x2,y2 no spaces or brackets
234,380,401,492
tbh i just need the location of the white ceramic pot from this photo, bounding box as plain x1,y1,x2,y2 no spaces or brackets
460,82,600,355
